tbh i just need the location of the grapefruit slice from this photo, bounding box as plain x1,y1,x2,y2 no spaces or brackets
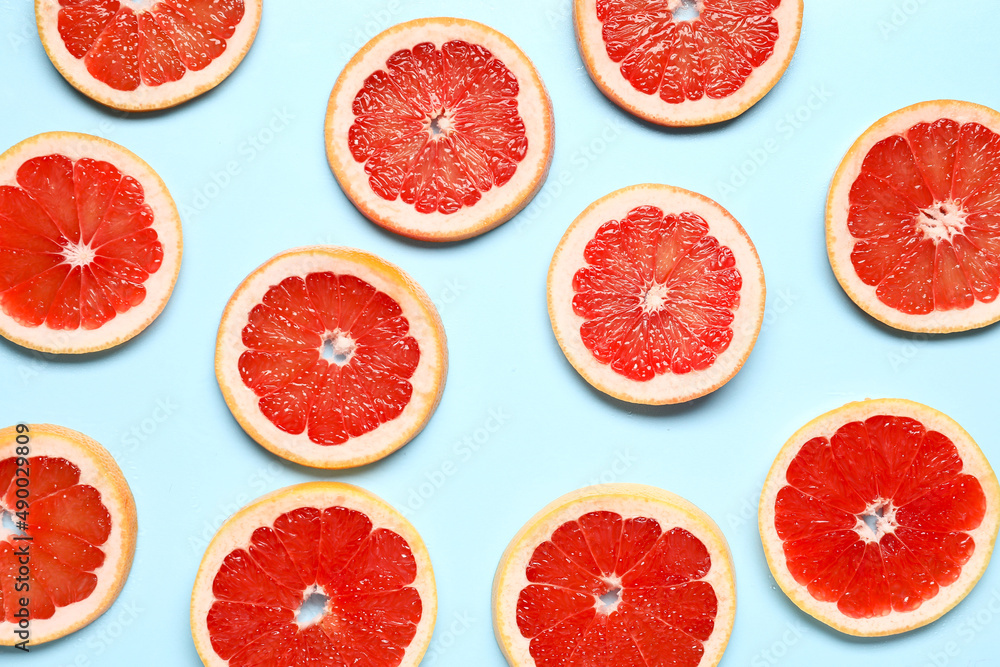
574,0,803,126
493,484,736,667
759,399,1000,636
216,246,447,469
827,100,1000,333
0,424,137,646
0,132,182,354
325,17,555,241
191,481,436,667
548,184,765,405
36,0,262,111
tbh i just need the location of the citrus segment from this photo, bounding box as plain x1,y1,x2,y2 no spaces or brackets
494,484,735,667
349,39,527,215
0,425,136,645
327,17,554,241
760,399,1000,636
238,273,418,445
574,0,802,126
548,184,764,404
37,0,262,110
574,208,742,381
827,100,1000,332
0,132,182,353
191,482,436,667
216,247,447,469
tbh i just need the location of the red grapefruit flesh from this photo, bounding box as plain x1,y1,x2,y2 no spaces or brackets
0,425,136,645
216,246,447,469
37,0,262,110
828,100,1000,332
574,0,803,126
548,184,765,404
760,399,1000,636
191,482,436,667
326,17,554,241
0,132,182,353
494,484,735,667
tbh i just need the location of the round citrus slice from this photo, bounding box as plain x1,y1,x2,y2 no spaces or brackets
325,17,554,241
827,100,1000,333
191,481,436,667
548,184,765,405
0,132,182,354
759,399,1000,636
574,0,803,126
36,0,262,111
493,484,736,667
0,424,137,646
216,246,447,469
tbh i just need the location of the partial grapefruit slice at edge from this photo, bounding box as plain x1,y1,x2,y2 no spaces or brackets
0,424,137,646
827,100,1000,333
759,398,1000,636
493,483,736,667
36,0,263,111
0,131,183,354
573,0,803,127
190,481,437,667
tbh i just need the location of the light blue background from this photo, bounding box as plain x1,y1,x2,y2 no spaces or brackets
2,1,1000,665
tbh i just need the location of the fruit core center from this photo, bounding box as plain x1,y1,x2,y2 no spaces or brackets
671,0,701,22
62,240,96,268
642,283,669,312
121,0,157,10
321,331,355,365
427,110,454,138
856,500,897,542
597,580,622,614
296,587,329,627
0,509,25,540
915,200,967,244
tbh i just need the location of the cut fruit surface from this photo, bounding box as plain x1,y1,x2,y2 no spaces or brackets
191,482,436,667
37,0,262,111
548,184,765,404
0,424,137,646
759,399,1000,636
493,484,735,667
0,132,182,353
326,17,554,241
574,0,802,126
216,246,447,469
828,100,1000,332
